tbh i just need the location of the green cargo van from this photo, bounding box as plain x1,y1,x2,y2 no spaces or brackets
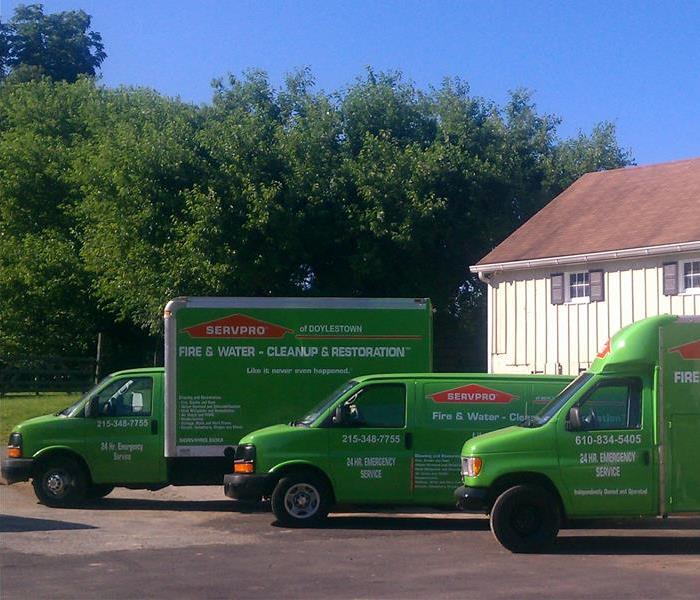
2,297,432,506
224,373,571,525
455,315,700,552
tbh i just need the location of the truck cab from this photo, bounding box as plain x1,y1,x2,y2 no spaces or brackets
455,315,700,552
3,368,166,506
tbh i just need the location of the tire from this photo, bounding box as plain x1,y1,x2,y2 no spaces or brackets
490,484,560,553
271,470,332,527
32,456,88,507
85,484,115,500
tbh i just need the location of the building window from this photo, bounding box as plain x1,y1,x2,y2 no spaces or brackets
567,272,590,303
550,270,604,305
682,260,700,294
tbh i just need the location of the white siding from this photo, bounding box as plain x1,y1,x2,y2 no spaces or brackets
487,252,700,375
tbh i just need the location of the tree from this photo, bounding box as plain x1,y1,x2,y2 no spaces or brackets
0,69,633,371
1,3,105,83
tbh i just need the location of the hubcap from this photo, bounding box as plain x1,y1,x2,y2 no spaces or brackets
45,470,70,498
284,483,320,519
511,504,540,536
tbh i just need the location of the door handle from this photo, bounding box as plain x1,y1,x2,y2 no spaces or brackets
642,450,650,466
151,419,158,435
404,432,413,450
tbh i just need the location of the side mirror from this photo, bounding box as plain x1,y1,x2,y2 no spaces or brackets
567,406,581,431
332,404,349,425
85,396,99,418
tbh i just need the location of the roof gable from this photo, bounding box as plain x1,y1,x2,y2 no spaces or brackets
477,157,700,267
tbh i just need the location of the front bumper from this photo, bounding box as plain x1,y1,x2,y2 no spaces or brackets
1,457,34,484
454,485,490,512
224,472,276,501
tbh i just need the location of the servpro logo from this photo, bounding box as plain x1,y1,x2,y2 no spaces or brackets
430,384,516,404
670,339,700,360
183,314,293,339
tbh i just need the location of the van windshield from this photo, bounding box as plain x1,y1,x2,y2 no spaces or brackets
296,381,358,426
519,372,593,428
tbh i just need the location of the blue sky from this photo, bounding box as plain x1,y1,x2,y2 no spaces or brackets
3,0,699,165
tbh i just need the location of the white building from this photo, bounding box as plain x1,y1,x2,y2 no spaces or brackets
471,157,700,376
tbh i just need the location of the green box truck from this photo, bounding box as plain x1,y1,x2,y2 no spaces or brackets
223,372,571,525
455,315,700,552
2,297,433,506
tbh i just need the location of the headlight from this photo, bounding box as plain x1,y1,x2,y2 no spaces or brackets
7,432,23,458
461,456,483,478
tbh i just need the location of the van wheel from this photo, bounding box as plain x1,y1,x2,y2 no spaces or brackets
85,484,115,500
490,485,560,553
33,457,87,507
271,471,331,527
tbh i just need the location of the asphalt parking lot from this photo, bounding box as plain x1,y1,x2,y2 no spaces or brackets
1,482,699,599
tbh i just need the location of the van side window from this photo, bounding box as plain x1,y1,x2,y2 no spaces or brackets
348,384,406,428
577,379,642,430
94,377,153,417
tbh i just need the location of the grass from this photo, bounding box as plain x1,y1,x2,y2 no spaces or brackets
0,392,81,443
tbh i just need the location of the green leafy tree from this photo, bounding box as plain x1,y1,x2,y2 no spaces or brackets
0,79,102,357
1,3,105,83
0,68,632,371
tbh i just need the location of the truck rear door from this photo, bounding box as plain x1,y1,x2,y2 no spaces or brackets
662,320,700,512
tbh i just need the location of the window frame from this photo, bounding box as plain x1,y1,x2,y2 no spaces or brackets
327,383,407,429
680,259,700,295
565,271,591,304
93,376,154,418
574,377,643,431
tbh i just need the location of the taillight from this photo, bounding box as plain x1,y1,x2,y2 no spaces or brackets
233,444,256,474
7,432,22,458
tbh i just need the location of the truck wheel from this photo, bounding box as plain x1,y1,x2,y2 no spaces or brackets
490,484,560,553
33,457,88,507
271,471,331,527
85,484,115,500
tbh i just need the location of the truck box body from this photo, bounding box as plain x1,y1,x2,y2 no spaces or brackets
165,297,432,457
223,373,571,522
3,297,433,504
455,315,700,552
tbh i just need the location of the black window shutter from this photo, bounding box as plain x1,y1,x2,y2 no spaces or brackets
589,270,604,302
663,262,678,296
551,273,564,305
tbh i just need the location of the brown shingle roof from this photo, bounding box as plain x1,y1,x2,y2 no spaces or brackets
476,157,700,267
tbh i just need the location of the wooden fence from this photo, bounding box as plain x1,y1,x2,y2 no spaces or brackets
0,356,96,395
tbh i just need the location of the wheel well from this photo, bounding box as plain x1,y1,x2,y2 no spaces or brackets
272,464,336,503
489,472,565,517
33,450,93,484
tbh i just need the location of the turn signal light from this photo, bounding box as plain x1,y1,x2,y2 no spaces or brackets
462,456,483,478
234,462,255,474
7,447,22,458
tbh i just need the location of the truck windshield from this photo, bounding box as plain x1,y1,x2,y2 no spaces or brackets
519,372,593,428
296,381,359,426
58,380,103,417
